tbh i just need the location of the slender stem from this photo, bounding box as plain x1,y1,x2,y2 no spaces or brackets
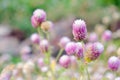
55,49,63,62
85,64,90,80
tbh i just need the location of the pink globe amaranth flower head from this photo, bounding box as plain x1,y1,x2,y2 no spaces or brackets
75,42,84,59
65,42,77,55
30,33,40,44
33,9,46,23
31,15,40,28
31,9,46,28
59,55,71,68
59,37,71,49
88,32,98,42
85,42,104,62
102,30,112,41
39,39,49,53
108,56,120,71
72,19,87,41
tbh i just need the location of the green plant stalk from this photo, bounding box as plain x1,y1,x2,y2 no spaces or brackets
85,64,90,80
56,49,63,62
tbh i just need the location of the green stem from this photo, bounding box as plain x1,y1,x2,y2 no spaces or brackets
85,65,90,80
56,49,63,62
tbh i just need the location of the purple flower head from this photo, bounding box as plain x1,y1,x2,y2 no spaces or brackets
33,9,46,23
59,37,71,48
108,56,120,71
72,19,87,41
31,9,46,28
75,42,84,59
30,33,40,44
31,15,40,28
59,55,71,68
88,32,98,42
102,30,112,41
39,39,49,53
65,42,76,55
85,42,104,62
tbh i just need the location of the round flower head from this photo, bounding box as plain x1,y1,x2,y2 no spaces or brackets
59,37,71,48
108,56,120,71
88,32,98,42
31,9,46,28
31,15,40,28
59,55,71,68
72,19,87,41
75,42,84,59
39,39,49,53
65,42,76,55
41,21,53,31
85,42,104,62
30,33,40,44
102,30,112,41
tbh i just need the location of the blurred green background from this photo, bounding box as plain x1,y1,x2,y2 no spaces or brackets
0,0,120,36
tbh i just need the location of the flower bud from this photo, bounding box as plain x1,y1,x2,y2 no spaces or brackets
65,42,76,55
30,33,40,44
37,58,45,68
59,37,70,48
59,55,71,68
85,42,104,62
31,15,40,28
88,32,98,42
41,21,53,31
108,56,120,71
39,39,49,53
75,42,84,59
102,30,112,41
72,19,87,41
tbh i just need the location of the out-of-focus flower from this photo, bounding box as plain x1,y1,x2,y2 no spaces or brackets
31,9,46,28
72,19,87,41
75,42,84,59
59,37,71,48
95,24,105,36
88,32,98,42
112,12,120,21
85,42,104,63
41,21,53,31
37,58,45,68
115,77,120,80
108,56,120,71
0,64,15,80
106,44,116,55
102,30,112,41
59,55,71,68
102,16,111,25
30,33,40,44
105,72,115,80
39,39,49,53
65,42,76,55
70,56,77,68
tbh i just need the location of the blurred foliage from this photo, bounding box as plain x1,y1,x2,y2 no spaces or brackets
0,0,120,36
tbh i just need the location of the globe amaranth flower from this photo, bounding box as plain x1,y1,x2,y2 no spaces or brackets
41,21,53,32
30,33,40,44
65,42,76,55
75,42,84,59
31,9,46,28
88,32,98,42
59,37,71,49
108,56,120,71
39,39,49,53
85,42,104,63
102,30,112,41
59,55,71,68
72,19,87,41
